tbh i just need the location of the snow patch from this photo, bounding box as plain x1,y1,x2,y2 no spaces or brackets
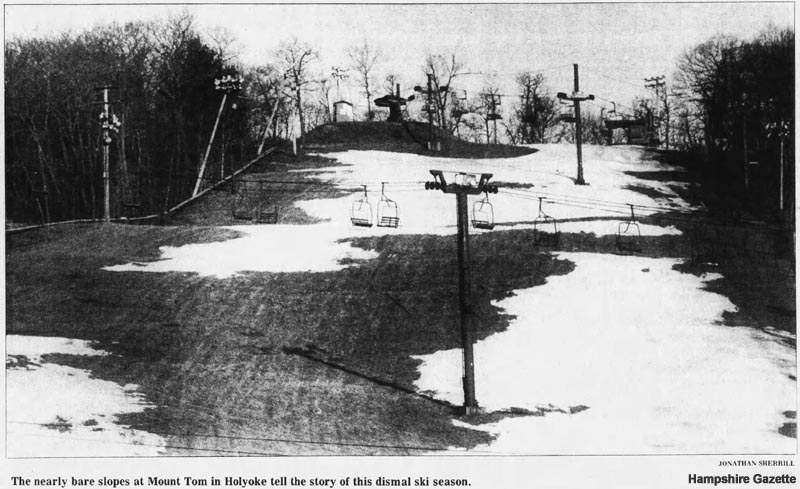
413,253,796,454
6,335,165,457
104,223,379,278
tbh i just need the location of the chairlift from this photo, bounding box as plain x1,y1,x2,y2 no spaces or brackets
376,182,399,228
232,182,254,221
472,191,495,230
123,201,142,218
232,194,254,221
255,202,279,224
350,185,373,227
616,204,642,253
533,197,560,247
558,99,576,123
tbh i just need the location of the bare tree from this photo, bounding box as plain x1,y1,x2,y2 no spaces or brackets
245,64,289,152
514,72,557,143
276,38,318,143
348,39,381,120
383,73,400,95
424,52,465,133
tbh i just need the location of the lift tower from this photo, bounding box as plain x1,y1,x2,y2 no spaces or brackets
558,64,594,185
425,170,498,415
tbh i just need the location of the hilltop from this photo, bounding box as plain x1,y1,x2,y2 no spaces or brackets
303,121,537,159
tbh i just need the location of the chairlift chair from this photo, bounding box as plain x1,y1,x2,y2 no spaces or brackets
376,183,399,228
558,100,576,123
232,184,254,221
251,182,278,224
123,201,142,218
255,202,279,224
350,185,373,227
616,204,642,253
533,197,560,247
472,191,495,230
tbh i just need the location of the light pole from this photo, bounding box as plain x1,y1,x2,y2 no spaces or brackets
193,74,242,197
97,85,121,222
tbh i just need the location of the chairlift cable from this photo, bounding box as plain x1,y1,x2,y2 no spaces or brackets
500,189,776,236
501,187,693,215
581,67,647,90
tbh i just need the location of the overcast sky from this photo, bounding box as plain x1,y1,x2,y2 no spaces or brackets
4,2,794,117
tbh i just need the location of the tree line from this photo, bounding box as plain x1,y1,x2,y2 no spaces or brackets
3,14,563,225
673,25,794,220
5,15,252,223
5,14,793,225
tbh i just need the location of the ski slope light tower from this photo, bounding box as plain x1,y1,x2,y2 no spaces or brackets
97,85,121,223
193,74,242,197
644,76,667,150
425,170,499,415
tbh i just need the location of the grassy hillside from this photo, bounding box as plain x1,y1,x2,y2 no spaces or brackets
7,223,583,454
303,121,538,159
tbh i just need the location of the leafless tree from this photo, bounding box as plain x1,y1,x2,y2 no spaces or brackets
424,52,465,134
276,37,318,143
383,73,400,95
348,39,381,120
514,72,557,143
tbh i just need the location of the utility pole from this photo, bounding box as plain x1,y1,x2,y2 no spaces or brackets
645,76,667,150
427,74,434,149
425,170,498,415
557,64,594,185
193,74,242,197
766,120,789,214
97,85,120,223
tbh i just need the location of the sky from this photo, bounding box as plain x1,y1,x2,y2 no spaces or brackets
4,2,795,117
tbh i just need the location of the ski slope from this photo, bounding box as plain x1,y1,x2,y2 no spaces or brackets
43,144,798,454
105,145,686,277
